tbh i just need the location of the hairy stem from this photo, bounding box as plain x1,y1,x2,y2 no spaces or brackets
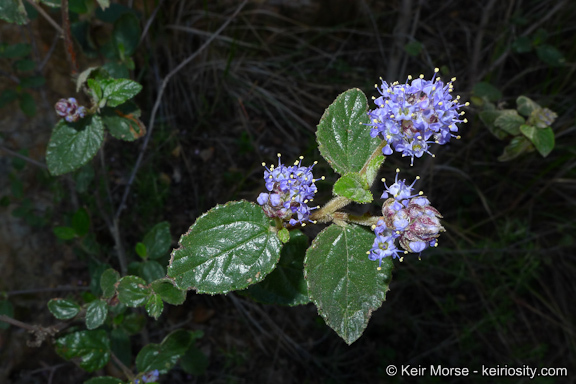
310,140,386,224
60,0,78,74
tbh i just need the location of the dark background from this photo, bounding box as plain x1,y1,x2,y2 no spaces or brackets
1,0,575,383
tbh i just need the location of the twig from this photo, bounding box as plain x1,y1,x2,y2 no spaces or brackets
24,0,63,35
6,286,91,296
115,0,248,219
60,0,78,75
0,314,67,347
385,0,413,81
475,0,567,83
140,0,164,44
468,0,498,88
110,351,135,381
0,145,48,169
0,314,36,331
99,146,128,275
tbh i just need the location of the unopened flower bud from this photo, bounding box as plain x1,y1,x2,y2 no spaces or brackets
54,97,86,122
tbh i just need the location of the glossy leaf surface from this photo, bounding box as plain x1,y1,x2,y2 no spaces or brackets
48,298,81,320
55,330,110,372
135,330,195,374
305,224,393,344
243,230,310,306
46,117,104,176
333,173,372,203
168,201,282,294
317,88,380,175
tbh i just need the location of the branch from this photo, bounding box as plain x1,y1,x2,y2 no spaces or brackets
115,0,249,219
60,0,78,74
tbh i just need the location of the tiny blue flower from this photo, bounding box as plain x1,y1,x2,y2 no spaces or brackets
257,154,322,226
140,369,159,383
368,69,468,165
368,221,402,268
368,171,445,267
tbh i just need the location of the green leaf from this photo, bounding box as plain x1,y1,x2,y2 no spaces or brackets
87,78,103,102
498,135,532,162
243,230,310,306
0,300,14,329
145,294,163,319
404,40,422,57
494,110,525,136
317,88,381,175
101,104,146,141
0,89,18,108
167,201,282,294
277,228,290,244
74,164,95,193
46,116,104,176
304,224,393,345
179,345,209,376
136,330,195,374
20,75,45,88
516,96,540,117
48,298,81,319
72,207,90,236
39,0,60,8
135,242,147,259
121,313,146,335
76,67,99,92
100,268,120,299
69,0,89,13
102,61,129,79
472,82,502,102
18,92,36,117
95,3,134,23
150,279,186,305
478,110,509,140
9,173,23,198
520,125,554,157
95,0,110,10
333,173,372,203
117,276,150,307
511,36,532,53
84,377,124,384
0,43,31,58
0,0,28,25
143,221,171,260
54,330,110,372
113,13,140,57
101,78,142,107
53,226,77,240
140,260,165,284
14,59,36,71
85,299,108,330
536,44,565,67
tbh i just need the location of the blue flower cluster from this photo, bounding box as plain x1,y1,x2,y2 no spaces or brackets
367,68,468,165
257,154,322,226
135,369,159,384
54,97,86,123
368,170,444,269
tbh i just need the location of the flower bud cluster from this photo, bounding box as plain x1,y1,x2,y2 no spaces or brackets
54,97,87,122
368,170,444,268
529,107,557,129
257,154,322,226
367,68,467,165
